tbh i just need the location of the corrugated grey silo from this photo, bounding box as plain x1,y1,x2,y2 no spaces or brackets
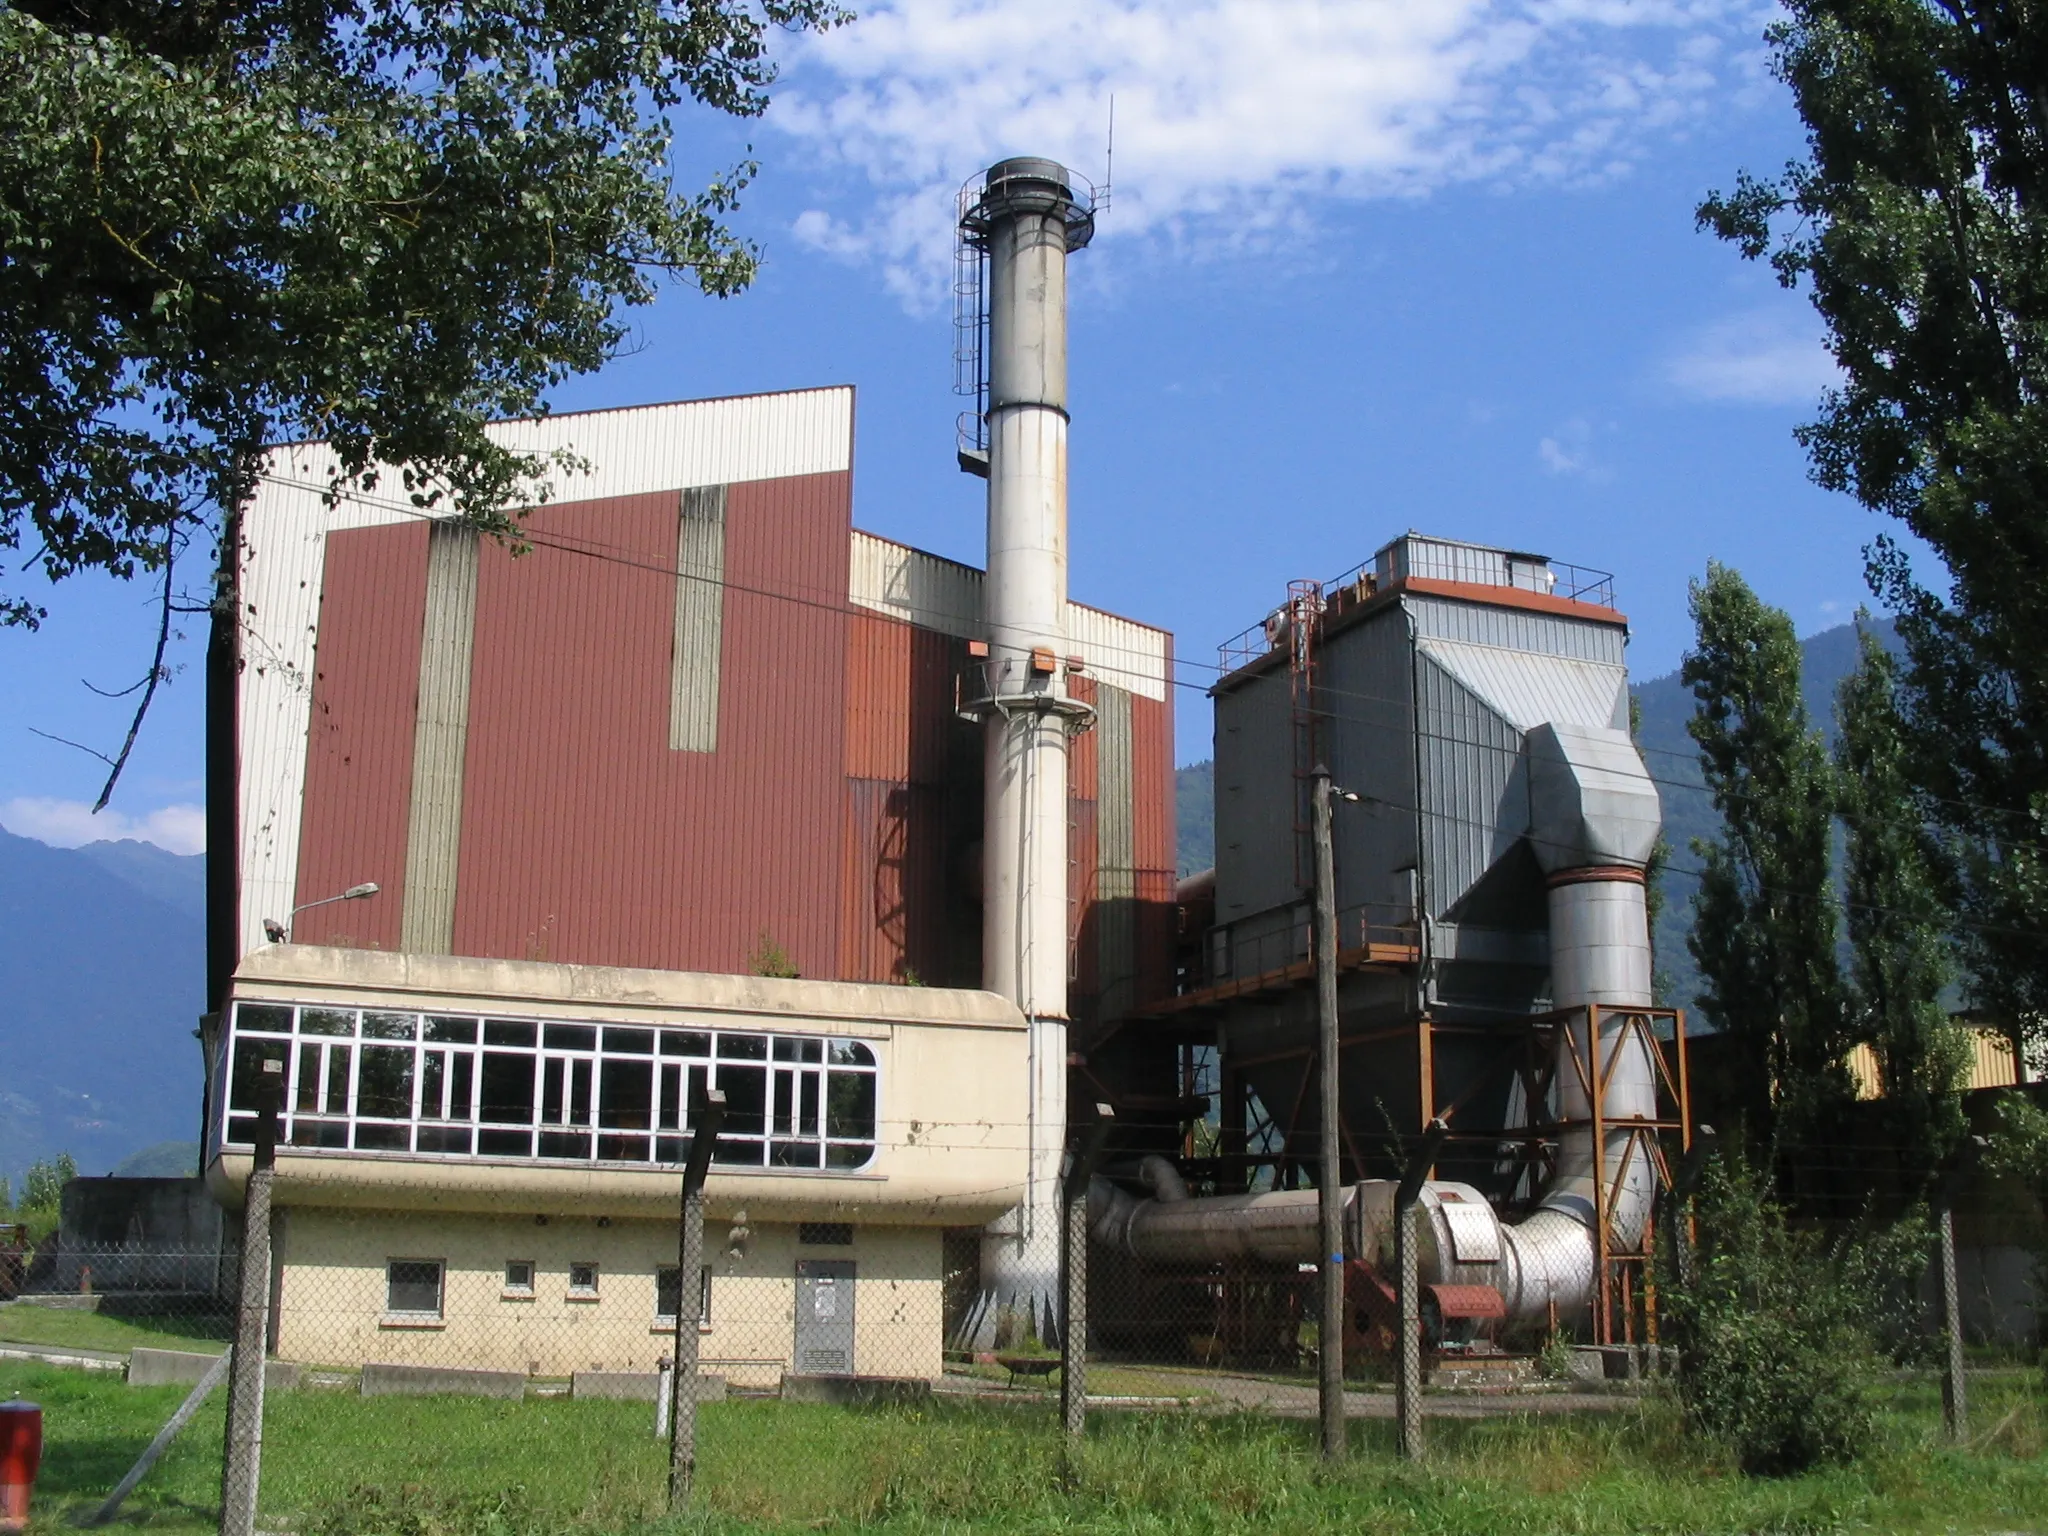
1207,533,1646,1193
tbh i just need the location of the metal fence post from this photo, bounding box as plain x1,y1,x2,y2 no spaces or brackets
219,1062,281,1536
1060,1104,1114,1482
667,1090,726,1510
1935,1134,1983,1444
1394,1119,1447,1463
1938,1202,1967,1441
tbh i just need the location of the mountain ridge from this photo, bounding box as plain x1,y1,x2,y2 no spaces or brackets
0,825,207,1190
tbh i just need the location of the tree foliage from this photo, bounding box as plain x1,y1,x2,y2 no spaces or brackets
1683,563,1854,1151
0,0,843,628
1698,0,2048,1042
21,1152,76,1209
1834,619,1968,1179
1663,1158,1882,1476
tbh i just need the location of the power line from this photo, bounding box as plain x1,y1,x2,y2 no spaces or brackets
242,469,2048,942
260,463,2048,843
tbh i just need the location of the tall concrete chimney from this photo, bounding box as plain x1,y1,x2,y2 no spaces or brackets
957,156,1095,1345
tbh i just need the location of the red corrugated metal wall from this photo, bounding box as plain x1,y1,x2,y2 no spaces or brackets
1131,681,1178,1010
289,471,1173,1005
292,521,428,950
449,475,851,975
840,612,981,987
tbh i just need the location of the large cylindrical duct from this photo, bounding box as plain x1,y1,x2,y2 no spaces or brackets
961,157,1095,1348
1495,721,1664,1321
1492,870,1659,1320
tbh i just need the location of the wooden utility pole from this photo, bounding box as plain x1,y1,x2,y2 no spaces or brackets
1311,764,1345,1461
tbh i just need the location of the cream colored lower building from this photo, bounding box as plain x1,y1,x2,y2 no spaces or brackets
205,947,1028,1382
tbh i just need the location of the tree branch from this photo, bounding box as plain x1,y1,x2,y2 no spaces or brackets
82,531,179,812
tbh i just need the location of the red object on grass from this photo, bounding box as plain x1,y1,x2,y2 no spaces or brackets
0,1399,40,1534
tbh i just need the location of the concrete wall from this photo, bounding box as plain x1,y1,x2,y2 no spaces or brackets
51,1177,227,1294
274,1206,942,1384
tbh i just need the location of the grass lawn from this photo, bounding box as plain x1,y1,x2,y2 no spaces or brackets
2,1360,2043,1534
0,1304,230,1357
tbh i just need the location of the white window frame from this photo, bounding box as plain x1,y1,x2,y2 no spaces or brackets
382,1257,446,1326
221,1003,881,1172
654,1265,714,1332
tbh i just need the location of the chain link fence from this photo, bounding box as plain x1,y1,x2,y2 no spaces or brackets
0,1139,2039,1531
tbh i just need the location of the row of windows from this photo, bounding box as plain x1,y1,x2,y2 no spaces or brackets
221,1003,880,1170
386,1258,712,1326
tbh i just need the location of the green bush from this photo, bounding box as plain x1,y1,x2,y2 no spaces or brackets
4,1152,74,1243
1662,1160,1882,1475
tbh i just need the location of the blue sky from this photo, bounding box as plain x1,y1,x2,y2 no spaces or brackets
0,1,1917,854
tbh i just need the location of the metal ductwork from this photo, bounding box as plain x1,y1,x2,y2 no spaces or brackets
1093,719,1663,1326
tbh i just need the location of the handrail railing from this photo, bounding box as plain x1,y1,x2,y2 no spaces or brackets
1216,552,1619,678
1191,900,1420,995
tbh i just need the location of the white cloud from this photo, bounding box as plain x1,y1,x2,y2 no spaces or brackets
772,0,1773,300
1537,416,1610,477
1666,308,1842,404
0,797,205,855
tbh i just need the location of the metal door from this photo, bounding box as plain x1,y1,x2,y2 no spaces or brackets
794,1259,856,1375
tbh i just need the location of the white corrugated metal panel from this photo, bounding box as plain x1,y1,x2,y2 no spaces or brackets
486,386,854,500
235,387,854,960
847,531,1171,701
1067,603,1170,703
670,485,726,753
848,531,983,639
1415,638,1627,733
1414,650,1526,918
1377,534,1556,595
400,523,480,952
1409,595,1626,665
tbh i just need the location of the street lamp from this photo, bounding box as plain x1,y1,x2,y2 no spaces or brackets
263,881,380,942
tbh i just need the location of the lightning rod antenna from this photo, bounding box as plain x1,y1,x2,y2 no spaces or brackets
1101,95,1115,210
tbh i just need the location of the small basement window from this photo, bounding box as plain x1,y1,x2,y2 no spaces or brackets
386,1259,444,1319
568,1261,600,1298
656,1266,713,1329
503,1260,535,1296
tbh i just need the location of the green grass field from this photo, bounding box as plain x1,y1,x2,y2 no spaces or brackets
3,1361,2043,1534
0,1305,230,1357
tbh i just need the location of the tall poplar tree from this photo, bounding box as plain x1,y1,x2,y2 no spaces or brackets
1683,564,1855,1152
1698,0,2048,1045
1834,620,1967,1182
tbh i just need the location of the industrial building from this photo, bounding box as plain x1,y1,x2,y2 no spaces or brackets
203,161,1180,1377
202,153,1691,1384
1087,533,1687,1361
